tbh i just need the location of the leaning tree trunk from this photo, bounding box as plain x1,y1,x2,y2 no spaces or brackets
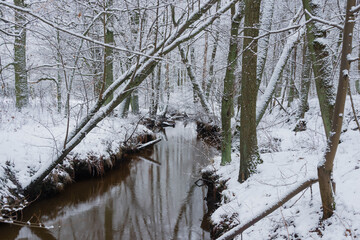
14,0,29,110
318,0,355,219
256,0,275,88
239,0,261,182
220,4,243,165
302,0,336,138
255,12,304,125
20,0,236,195
178,46,212,115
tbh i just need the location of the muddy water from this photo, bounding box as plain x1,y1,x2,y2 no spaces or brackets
1,122,213,240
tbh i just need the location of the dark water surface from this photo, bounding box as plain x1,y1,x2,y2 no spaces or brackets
1,122,213,240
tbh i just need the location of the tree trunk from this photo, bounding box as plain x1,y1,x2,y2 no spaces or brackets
255,13,304,125
131,89,140,114
318,0,355,219
23,0,235,194
239,0,261,182
205,0,222,99
221,4,243,165
202,29,208,89
296,40,312,120
302,0,336,138
104,28,114,105
256,0,275,88
178,46,212,115
357,39,360,94
14,0,29,110
56,30,62,113
287,48,297,107
218,178,318,240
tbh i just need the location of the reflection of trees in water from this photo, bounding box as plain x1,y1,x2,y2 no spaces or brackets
5,123,211,240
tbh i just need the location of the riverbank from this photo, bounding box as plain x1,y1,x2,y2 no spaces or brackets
1,121,213,240
0,99,155,216
206,96,360,239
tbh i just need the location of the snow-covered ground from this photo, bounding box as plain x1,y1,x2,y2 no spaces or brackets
1,88,359,239
0,85,205,199
208,97,360,239
0,98,151,199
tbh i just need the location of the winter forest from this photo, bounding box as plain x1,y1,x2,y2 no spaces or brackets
0,0,360,239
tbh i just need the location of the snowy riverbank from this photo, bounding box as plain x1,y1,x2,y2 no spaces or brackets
207,97,360,239
0,98,152,201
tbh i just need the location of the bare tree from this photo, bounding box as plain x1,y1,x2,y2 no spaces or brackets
318,0,356,219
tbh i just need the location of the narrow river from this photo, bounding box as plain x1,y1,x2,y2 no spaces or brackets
1,121,213,240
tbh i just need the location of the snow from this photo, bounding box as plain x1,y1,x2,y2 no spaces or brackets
0,98,151,195
256,26,305,122
209,96,360,239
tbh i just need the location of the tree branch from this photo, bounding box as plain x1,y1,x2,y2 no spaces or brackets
304,9,344,30
217,178,318,240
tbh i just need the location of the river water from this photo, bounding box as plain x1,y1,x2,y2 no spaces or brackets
1,121,213,240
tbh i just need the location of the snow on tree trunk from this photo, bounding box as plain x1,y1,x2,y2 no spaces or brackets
256,26,304,125
221,4,243,165
256,0,275,88
302,0,336,138
296,41,312,120
23,0,235,193
14,0,29,110
318,0,356,220
178,46,212,115
239,0,262,183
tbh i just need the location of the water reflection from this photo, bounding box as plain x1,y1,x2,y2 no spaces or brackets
1,122,213,240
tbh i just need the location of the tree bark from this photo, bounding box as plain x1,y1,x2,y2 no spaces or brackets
296,40,312,120
256,0,275,88
239,0,261,182
318,0,356,219
14,0,29,110
221,4,243,165
302,0,336,138
178,46,212,115
104,28,114,105
255,14,304,125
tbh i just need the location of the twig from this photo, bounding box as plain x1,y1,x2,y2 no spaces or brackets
123,113,148,144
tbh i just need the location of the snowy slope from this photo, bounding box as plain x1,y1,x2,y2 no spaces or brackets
208,97,360,239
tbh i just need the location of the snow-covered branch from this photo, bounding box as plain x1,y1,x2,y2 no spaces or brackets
256,11,305,125
22,0,225,194
0,1,165,60
217,178,318,240
304,9,344,30
350,4,360,13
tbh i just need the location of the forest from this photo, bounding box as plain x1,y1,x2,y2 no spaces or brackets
0,0,360,239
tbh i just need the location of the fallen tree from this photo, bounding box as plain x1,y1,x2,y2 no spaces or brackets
217,178,318,240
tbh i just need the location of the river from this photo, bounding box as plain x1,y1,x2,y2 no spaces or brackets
1,121,213,240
